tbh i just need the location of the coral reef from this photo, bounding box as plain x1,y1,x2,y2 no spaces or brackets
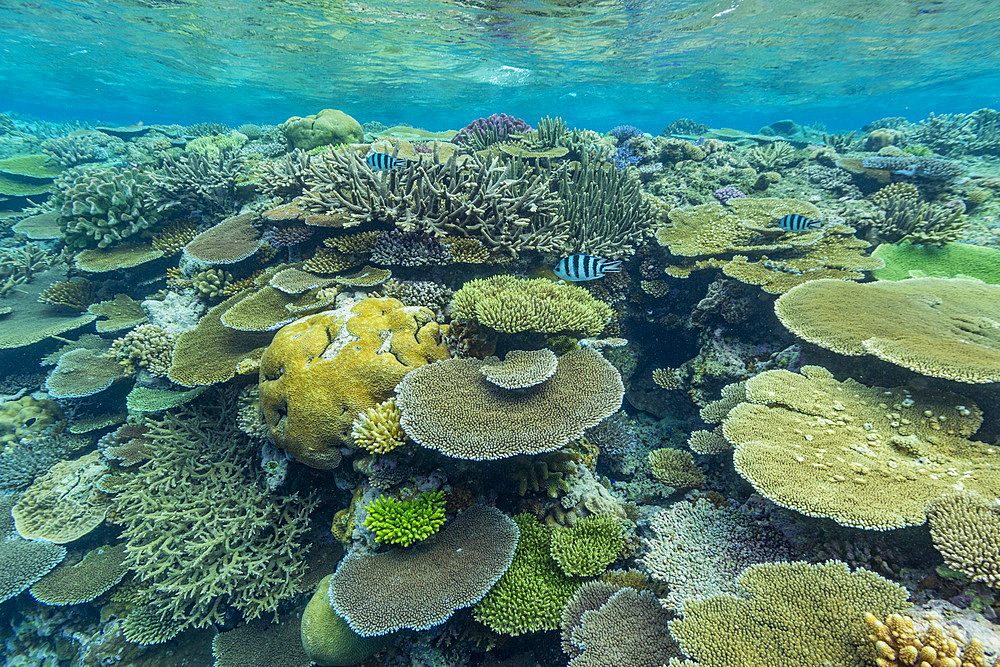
280,109,363,150
54,166,162,248
363,490,447,547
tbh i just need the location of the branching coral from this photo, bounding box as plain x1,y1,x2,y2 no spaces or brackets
299,149,568,257
451,275,613,336
108,324,178,376
873,194,967,246
150,146,245,215
112,394,319,634
928,491,1000,589
549,513,624,577
363,490,447,547
865,612,998,667
351,397,406,455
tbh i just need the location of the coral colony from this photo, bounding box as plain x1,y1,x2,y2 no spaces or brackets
1,106,1000,667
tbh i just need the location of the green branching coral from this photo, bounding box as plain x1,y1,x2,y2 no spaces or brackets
549,513,625,577
54,166,162,249
112,392,319,634
363,490,447,547
451,275,613,336
473,513,582,636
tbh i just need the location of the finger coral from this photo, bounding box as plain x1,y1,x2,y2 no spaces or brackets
108,323,178,376
864,611,998,667
775,277,1000,383
363,490,447,547
928,491,1000,589
351,398,406,455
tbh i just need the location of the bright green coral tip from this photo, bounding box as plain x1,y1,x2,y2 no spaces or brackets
363,489,447,547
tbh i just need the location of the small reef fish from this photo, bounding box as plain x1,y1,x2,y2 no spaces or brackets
554,254,622,281
365,152,412,171
775,214,821,232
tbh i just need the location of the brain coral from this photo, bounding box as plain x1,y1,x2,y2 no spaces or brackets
395,348,624,460
329,505,518,637
774,278,1000,383
259,297,450,469
451,275,613,336
721,366,1000,530
669,560,910,667
280,108,363,150
928,491,1000,589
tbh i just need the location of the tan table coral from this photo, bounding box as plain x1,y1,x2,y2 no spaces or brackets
721,365,1000,530
775,277,1000,383
258,297,449,469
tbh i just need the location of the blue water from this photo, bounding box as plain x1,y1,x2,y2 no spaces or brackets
3,0,1000,131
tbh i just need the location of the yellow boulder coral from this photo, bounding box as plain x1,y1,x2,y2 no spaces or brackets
259,297,449,469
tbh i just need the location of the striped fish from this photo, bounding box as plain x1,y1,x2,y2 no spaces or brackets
775,213,822,232
554,254,622,281
365,152,411,171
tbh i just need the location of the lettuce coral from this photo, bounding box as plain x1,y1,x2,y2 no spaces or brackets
363,490,447,547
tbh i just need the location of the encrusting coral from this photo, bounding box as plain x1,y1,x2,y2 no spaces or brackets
330,505,519,637
258,297,449,468
363,490,447,547
775,278,1000,383
395,348,623,460
670,560,911,667
721,366,1000,530
451,275,613,336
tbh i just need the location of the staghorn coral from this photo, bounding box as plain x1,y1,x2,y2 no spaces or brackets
108,323,178,376
473,512,581,636
258,148,314,199
865,612,999,667
721,366,1000,530
647,448,705,488
351,397,406,454
299,149,568,257
113,394,319,634
928,491,1000,590
37,278,94,310
363,490,447,547
0,242,56,297
12,450,109,543
330,505,518,636
258,297,449,468
870,188,967,245
54,166,162,249
564,587,680,667
549,513,624,578
640,499,790,611
41,131,113,166
669,561,910,667
480,349,558,389
395,348,623,460
29,543,128,605
150,146,245,214
775,278,1000,383
451,275,613,336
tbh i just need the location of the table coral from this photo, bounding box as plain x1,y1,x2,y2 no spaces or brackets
473,513,581,636
330,505,518,637
451,275,613,336
13,450,109,543
183,211,263,264
481,349,558,389
45,347,127,399
873,242,1000,283
395,348,623,460
721,365,1000,530
669,560,910,667
928,491,1000,589
363,490,447,547
29,543,128,606
258,297,449,468
0,496,66,604
775,278,1000,383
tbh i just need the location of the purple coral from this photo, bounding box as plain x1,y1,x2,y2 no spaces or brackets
608,125,644,144
613,145,641,171
451,113,531,147
713,186,747,205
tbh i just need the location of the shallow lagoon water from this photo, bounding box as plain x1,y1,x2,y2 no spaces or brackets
1,1,1000,666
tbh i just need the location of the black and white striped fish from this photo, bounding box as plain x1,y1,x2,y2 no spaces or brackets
366,152,411,171
775,214,822,232
554,254,622,281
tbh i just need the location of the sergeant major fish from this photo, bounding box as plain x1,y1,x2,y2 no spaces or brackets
554,254,622,281
775,213,821,232
366,152,412,171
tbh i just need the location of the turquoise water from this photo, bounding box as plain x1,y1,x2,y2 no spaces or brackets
2,1,1000,666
